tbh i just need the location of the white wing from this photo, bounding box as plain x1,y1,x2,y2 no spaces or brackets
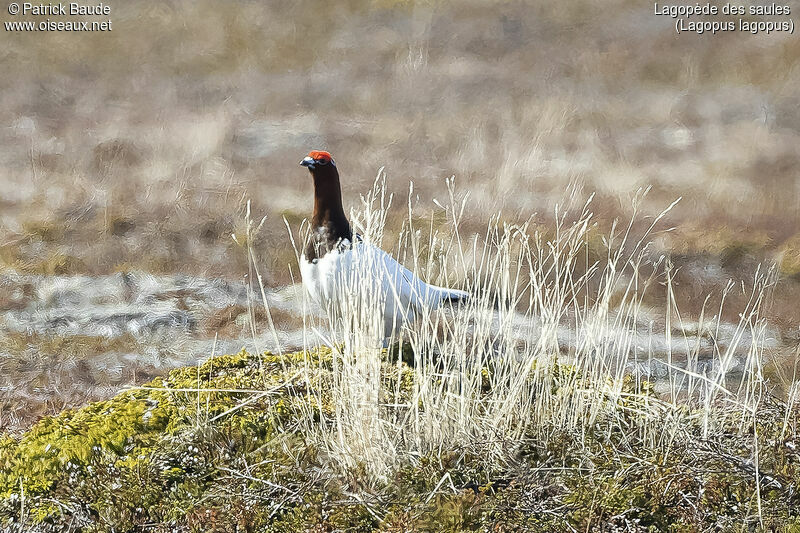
301,242,467,339
358,243,468,312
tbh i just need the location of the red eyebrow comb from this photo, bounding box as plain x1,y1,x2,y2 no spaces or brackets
308,150,332,161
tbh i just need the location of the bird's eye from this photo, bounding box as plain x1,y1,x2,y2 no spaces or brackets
317,158,328,166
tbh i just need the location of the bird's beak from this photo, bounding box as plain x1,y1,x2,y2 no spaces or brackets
300,156,315,169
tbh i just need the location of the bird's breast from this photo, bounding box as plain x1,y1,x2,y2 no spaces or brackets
300,249,353,304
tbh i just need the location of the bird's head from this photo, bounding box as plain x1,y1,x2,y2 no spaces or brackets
300,150,336,172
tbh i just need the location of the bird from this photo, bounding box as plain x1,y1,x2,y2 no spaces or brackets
298,150,468,341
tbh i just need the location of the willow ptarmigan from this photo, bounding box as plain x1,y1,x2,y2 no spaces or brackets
298,150,468,340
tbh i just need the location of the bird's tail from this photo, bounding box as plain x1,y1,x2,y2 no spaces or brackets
426,285,469,309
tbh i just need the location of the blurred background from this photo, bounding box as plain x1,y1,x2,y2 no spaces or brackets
1,0,799,430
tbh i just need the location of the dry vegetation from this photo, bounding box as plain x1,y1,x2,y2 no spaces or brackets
1,0,799,281
1,1,800,528
2,186,799,531
2,0,800,427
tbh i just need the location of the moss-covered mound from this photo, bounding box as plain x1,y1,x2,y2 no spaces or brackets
1,349,799,532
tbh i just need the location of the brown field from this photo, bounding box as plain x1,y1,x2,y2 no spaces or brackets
2,0,800,430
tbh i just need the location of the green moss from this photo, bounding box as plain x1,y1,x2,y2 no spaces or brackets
1,348,798,531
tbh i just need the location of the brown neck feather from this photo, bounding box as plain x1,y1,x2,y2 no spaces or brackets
305,165,352,261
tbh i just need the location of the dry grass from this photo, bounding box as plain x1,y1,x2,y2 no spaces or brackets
1,181,798,529
2,2,800,495
268,180,784,488
133,178,793,529
2,0,799,284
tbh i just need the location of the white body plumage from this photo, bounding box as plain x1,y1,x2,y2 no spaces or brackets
300,240,468,340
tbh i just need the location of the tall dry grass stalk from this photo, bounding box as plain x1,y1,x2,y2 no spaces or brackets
271,173,777,493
